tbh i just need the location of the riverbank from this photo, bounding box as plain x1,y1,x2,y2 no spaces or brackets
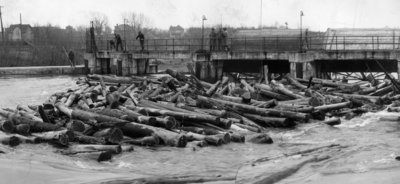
0,65,86,75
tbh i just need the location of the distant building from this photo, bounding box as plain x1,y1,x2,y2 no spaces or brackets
169,25,184,38
7,24,34,41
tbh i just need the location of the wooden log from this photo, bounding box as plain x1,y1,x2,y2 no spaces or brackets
242,113,296,128
275,104,314,113
66,120,85,132
205,80,221,97
93,127,124,144
230,133,245,143
0,120,15,133
75,151,113,162
270,80,305,99
256,88,292,101
321,117,341,126
62,144,122,155
32,130,73,146
56,103,127,125
74,132,106,144
130,106,229,129
0,132,20,147
241,79,255,93
246,133,273,144
198,96,309,121
241,91,252,104
122,135,160,146
38,105,51,123
6,113,60,133
194,108,227,118
65,93,78,107
284,74,307,90
314,101,352,112
332,93,381,104
121,122,187,147
15,124,30,135
12,134,40,144
368,85,393,96
233,123,260,133
296,77,360,90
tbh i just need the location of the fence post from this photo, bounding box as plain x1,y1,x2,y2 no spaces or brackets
372,36,374,51
154,39,156,51
275,37,278,51
377,36,379,50
172,38,175,54
263,37,265,52
245,37,247,53
188,39,191,51
335,36,338,51
343,36,346,51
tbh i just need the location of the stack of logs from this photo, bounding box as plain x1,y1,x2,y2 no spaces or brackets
0,68,395,161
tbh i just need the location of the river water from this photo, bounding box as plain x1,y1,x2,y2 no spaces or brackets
0,75,400,184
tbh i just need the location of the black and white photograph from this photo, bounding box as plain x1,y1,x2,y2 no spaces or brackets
0,0,400,183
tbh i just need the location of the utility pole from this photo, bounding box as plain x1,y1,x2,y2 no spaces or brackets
123,18,127,51
260,0,262,29
300,11,304,52
0,6,4,42
201,15,207,51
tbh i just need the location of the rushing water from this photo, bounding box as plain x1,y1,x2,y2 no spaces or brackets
1,76,400,184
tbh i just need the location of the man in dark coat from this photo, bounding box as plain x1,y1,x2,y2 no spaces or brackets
136,31,145,51
209,28,217,51
115,33,123,51
68,50,75,67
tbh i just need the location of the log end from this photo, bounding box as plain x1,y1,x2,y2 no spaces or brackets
97,151,113,162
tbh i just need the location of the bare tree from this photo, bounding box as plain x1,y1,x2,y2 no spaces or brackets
90,12,109,35
122,12,151,36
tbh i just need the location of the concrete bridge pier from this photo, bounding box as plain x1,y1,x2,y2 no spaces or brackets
193,52,222,83
289,53,315,79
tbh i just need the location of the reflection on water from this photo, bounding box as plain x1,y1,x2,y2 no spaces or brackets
0,76,400,184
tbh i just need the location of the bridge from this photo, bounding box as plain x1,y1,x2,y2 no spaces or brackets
84,29,400,82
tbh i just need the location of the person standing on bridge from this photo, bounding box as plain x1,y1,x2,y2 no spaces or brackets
209,28,217,51
115,33,123,51
217,28,223,51
221,27,228,51
68,50,75,67
136,31,145,51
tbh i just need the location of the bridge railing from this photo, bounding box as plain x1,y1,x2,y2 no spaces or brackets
90,35,400,53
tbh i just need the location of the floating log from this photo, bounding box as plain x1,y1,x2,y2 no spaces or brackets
32,129,73,146
198,96,309,121
74,132,106,144
62,144,122,155
242,113,296,128
284,74,307,90
15,124,30,135
314,101,352,112
76,151,113,162
123,134,160,146
205,80,221,97
271,80,305,99
0,132,20,147
321,117,341,126
246,133,273,144
93,127,124,144
254,87,292,101
0,120,15,133
131,106,230,129
121,122,187,147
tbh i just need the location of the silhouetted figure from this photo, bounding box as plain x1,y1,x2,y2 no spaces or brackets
217,28,223,51
136,31,145,51
209,28,217,51
115,34,123,51
68,50,75,67
89,26,97,52
221,28,228,51
109,39,115,50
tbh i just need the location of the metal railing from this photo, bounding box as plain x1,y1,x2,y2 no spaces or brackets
90,35,400,53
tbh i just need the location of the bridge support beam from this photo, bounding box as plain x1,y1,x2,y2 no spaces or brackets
289,53,315,79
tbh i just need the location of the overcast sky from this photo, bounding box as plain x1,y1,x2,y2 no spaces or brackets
1,0,400,31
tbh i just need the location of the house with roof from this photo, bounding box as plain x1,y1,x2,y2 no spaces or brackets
169,25,184,38
7,24,34,41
